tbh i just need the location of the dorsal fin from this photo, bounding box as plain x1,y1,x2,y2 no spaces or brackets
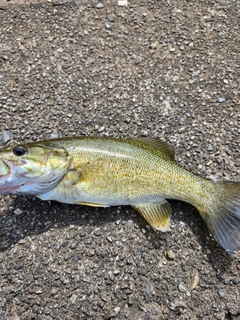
136,137,175,161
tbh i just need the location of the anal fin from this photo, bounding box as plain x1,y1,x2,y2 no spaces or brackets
133,200,171,232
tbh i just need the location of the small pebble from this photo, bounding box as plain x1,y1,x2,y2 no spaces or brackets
118,0,128,5
178,282,186,293
150,41,158,49
219,97,226,103
166,249,175,260
125,289,133,295
56,245,61,252
49,133,59,139
0,130,11,145
6,218,14,227
96,3,104,8
218,290,225,298
51,288,58,295
93,230,102,237
70,243,77,249
107,236,112,243
113,269,120,275
14,208,23,216
191,272,199,290
124,117,131,123
14,263,24,270
207,145,213,152
61,241,69,247
12,286,21,293
96,270,103,277
70,294,77,304
146,280,154,295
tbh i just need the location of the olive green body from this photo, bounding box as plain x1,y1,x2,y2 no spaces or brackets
37,137,213,212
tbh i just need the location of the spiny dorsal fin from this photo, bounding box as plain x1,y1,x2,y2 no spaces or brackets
136,137,175,161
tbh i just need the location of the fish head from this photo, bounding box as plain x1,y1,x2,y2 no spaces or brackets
0,142,70,195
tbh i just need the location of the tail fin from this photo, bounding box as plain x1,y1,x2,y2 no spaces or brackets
199,181,240,255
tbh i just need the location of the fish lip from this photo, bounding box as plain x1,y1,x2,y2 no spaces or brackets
0,159,11,177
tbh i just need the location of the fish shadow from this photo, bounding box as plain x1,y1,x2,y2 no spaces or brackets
0,196,233,271
0,195,137,250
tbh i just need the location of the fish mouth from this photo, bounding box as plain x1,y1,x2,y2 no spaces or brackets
0,159,10,177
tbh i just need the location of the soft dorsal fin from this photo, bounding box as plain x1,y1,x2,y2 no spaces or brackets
136,137,175,161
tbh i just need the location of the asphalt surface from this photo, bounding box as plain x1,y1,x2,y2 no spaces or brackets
0,0,240,319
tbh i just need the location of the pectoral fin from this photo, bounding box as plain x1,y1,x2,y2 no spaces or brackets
133,200,171,232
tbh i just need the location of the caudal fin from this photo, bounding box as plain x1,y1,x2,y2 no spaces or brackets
199,181,240,255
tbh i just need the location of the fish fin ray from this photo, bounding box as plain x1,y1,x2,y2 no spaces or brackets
199,181,240,255
136,138,175,161
133,200,171,232
75,201,109,207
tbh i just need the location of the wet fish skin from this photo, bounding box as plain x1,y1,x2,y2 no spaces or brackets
0,136,240,255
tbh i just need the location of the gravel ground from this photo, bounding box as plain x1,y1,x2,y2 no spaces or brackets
0,0,240,319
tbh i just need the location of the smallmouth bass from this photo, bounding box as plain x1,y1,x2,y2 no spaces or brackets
0,136,239,254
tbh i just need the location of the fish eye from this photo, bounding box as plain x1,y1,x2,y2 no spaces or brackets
13,145,28,156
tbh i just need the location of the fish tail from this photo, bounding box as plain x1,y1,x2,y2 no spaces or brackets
199,181,240,255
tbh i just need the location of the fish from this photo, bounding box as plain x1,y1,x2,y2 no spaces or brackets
0,136,239,254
